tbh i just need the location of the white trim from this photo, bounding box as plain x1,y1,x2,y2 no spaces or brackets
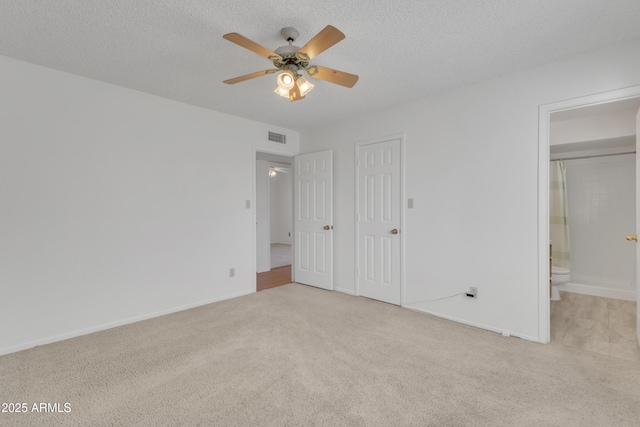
558,283,636,302
354,133,405,304
0,289,254,356
334,287,357,296
400,135,407,307
538,85,640,344
538,104,551,344
404,304,540,343
354,142,359,297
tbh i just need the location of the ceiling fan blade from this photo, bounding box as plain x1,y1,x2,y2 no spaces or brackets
223,33,282,60
310,66,359,88
223,69,278,84
298,25,345,60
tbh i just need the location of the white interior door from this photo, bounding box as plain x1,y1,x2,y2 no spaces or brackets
357,138,402,305
294,150,333,290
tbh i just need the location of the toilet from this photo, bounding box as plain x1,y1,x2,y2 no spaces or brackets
551,266,570,301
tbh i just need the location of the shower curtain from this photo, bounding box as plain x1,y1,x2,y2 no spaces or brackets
550,161,571,269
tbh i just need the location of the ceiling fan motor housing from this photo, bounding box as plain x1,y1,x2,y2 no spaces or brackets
280,27,299,43
275,27,301,58
274,45,301,55
273,27,308,74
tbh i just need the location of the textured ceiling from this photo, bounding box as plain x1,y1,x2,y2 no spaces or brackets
2,0,640,131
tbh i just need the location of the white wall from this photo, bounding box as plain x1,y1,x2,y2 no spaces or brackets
562,155,636,300
269,168,292,244
0,55,299,355
299,38,640,342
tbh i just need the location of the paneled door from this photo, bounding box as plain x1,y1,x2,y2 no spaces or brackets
357,138,402,305
294,150,333,290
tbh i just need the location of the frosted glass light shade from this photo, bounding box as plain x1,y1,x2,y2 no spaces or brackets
296,76,314,96
274,86,290,98
276,71,295,90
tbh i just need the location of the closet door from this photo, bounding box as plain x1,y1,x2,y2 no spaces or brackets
356,138,402,305
293,150,333,290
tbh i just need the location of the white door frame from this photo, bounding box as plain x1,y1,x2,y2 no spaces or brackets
538,85,640,343
253,147,295,282
256,158,271,273
354,133,406,305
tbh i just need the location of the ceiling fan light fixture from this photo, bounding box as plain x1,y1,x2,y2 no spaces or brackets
274,86,290,98
295,75,314,96
288,84,305,102
276,70,295,90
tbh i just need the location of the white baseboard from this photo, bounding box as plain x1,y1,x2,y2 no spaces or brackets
334,287,357,296
403,304,541,343
0,289,255,356
558,282,636,301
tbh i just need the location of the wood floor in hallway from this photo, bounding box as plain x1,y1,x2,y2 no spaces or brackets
257,265,292,292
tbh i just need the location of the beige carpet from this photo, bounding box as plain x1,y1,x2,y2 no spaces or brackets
1,284,639,426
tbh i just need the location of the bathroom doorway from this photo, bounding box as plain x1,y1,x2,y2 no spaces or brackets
540,86,640,346
549,98,640,301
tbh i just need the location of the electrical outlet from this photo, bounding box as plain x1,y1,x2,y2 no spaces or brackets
466,287,478,298
229,268,235,278
408,198,414,209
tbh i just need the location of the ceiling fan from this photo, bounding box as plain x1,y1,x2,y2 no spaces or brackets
268,165,291,177
223,25,359,102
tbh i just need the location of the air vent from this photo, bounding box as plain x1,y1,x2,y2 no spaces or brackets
268,131,286,144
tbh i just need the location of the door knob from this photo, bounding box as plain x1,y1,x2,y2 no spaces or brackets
626,235,638,242
324,225,333,230
391,229,398,235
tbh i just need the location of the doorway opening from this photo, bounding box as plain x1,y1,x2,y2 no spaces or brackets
547,98,640,358
256,151,293,291
539,86,640,344
550,100,639,301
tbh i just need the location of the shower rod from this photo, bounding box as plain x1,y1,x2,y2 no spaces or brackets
551,150,636,161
